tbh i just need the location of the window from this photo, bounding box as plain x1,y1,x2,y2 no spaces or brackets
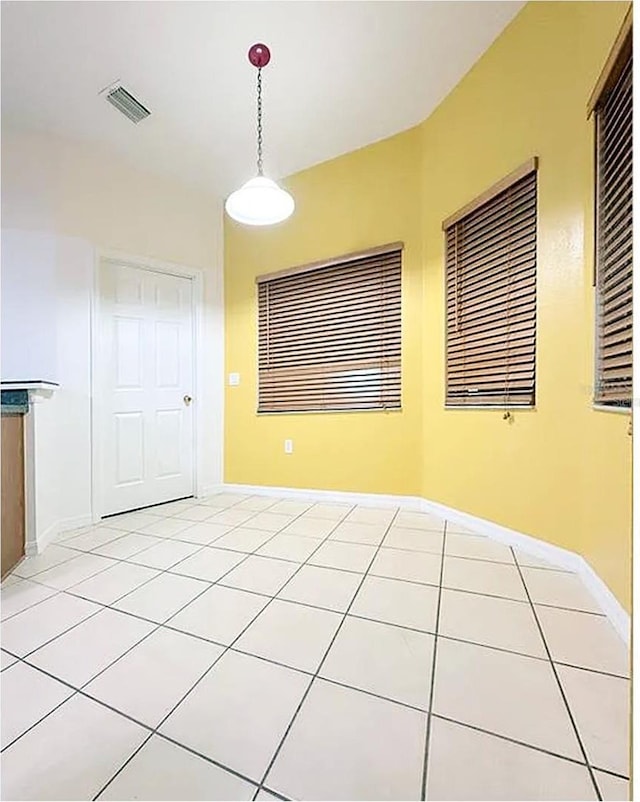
590,12,632,407
444,159,538,407
257,244,402,413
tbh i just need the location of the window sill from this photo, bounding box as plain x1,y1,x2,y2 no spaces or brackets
592,404,632,415
256,407,403,416
444,405,536,412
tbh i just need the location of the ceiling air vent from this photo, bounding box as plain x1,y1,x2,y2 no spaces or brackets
102,83,150,124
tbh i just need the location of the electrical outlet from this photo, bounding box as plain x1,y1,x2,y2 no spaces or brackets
228,372,240,386
284,439,294,454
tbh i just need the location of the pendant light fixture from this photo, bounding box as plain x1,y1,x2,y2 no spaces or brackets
225,43,295,226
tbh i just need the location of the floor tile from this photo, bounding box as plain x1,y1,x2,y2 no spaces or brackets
212,527,276,553
281,516,337,538
98,735,256,800
170,521,233,545
54,524,95,543
106,511,163,532
160,649,310,779
383,526,443,554
267,679,426,800
91,533,160,560
257,533,322,563
234,496,279,512
2,592,101,656
514,548,570,571
427,716,597,801
208,508,257,527
306,502,351,520
433,638,582,760
168,585,270,645
255,791,281,801
394,510,445,532
85,627,223,727
206,492,249,507
170,546,245,582
346,506,397,526
0,694,147,801
267,499,312,516
60,526,127,553
26,552,117,591
557,664,630,776
439,588,546,658
594,770,629,801
309,540,376,572
244,512,295,532
152,498,196,515
277,564,361,612
1,578,57,621
129,538,202,569
320,616,434,708
172,505,218,522
1,649,18,670
1,572,23,588
69,561,160,605
443,555,527,600
329,520,387,546
113,573,209,623
522,567,601,613
220,556,299,596
1,661,74,749
370,547,441,585
236,599,341,673
137,517,194,537
445,521,478,535
536,606,629,676
13,544,77,579
351,575,439,632
29,607,154,686
445,533,515,563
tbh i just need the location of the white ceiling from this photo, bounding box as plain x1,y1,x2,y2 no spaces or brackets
1,1,524,199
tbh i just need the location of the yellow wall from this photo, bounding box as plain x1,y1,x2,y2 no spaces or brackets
224,1,632,608
225,128,424,495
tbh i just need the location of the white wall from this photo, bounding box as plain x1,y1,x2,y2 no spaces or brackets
1,126,224,549
1,229,58,383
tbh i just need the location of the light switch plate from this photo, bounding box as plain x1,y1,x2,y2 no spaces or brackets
229,372,240,386
284,439,294,454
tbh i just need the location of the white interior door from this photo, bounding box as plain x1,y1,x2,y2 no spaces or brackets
99,262,195,516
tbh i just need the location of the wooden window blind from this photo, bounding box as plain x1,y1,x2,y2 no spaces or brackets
257,244,402,413
593,17,632,407
444,159,538,407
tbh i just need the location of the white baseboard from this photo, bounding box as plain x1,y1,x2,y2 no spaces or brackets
220,482,630,646
576,558,631,644
26,514,95,556
221,482,425,510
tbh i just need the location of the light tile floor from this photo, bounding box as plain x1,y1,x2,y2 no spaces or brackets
0,493,630,801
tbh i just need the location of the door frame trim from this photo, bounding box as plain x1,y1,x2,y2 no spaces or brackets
91,250,206,522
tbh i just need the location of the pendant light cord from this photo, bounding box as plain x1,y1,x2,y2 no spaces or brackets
256,67,263,176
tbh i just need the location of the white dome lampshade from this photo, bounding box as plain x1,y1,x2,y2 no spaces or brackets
225,176,295,226
226,43,295,227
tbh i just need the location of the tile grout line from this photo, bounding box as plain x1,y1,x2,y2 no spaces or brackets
251,506,403,800
511,547,604,801
419,521,448,801
3,497,624,798
91,499,361,801
4,533,604,624
3,498,314,628
4,560,625,699
430,712,630,777
2,502,323,759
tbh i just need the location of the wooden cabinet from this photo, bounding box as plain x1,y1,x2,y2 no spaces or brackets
1,413,25,577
